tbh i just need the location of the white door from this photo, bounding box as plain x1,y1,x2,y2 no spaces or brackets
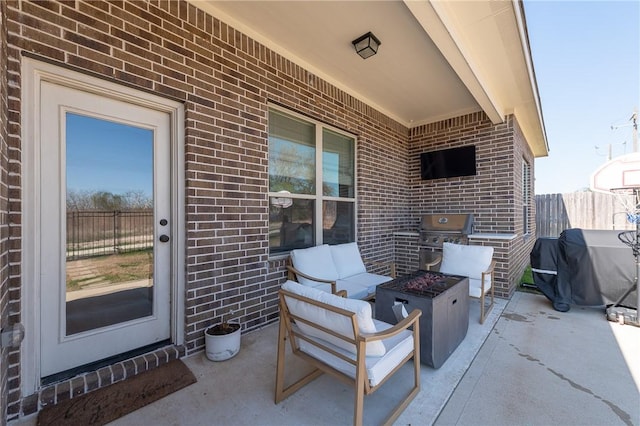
39,81,172,377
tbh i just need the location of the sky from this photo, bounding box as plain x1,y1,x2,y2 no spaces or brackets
66,113,153,197
524,0,640,195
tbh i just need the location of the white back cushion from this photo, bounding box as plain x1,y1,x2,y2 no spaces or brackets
290,245,339,287
330,243,367,279
440,242,493,280
281,280,386,356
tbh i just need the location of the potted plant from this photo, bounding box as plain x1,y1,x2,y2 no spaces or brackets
205,310,241,361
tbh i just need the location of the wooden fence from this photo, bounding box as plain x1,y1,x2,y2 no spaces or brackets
535,192,636,238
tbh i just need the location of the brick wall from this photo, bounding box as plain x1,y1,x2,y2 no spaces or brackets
394,233,420,275
511,117,537,294
3,0,537,420
1,1,10,423
409,112,536,297
409,112,517,232
5,0,409,419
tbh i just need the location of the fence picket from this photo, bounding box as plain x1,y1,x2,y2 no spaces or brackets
66,209,154,260
536,192,635,238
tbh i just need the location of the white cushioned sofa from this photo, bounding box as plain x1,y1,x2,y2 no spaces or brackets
287,242,396,300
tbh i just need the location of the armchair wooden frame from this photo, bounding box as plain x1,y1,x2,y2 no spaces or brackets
425,256,496,324
275,288,421,426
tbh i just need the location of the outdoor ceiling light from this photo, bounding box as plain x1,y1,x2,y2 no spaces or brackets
352,32,381,59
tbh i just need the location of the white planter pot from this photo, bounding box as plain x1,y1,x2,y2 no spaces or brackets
205,323,241,361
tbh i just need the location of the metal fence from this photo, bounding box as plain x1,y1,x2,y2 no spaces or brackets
535,192,635,238
66,209,154,260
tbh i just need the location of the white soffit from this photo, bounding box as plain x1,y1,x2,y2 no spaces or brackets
188,0,480,127
188,0,548,157
403,0,504,124
406,0,548,156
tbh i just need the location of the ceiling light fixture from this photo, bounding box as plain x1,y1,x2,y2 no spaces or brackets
351,32,381,59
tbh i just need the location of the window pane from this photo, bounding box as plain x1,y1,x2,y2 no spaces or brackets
269,197,315,254
269,110,316,195
323,129,354,198
323,200,355,245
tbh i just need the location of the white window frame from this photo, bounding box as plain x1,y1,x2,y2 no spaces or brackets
268,105,357,253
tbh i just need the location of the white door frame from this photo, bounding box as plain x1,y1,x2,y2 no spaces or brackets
21,58,185,394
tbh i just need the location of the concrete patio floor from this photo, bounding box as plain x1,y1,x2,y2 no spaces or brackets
13,291,639,425
435,292,639,426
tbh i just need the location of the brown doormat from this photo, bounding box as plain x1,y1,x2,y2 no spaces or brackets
37,359,197,426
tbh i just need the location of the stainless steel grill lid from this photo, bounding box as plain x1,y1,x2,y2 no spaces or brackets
419,214,474,234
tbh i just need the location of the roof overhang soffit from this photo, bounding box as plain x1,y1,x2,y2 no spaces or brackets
404,0,503,124
404,0,548,157
188,0,548,157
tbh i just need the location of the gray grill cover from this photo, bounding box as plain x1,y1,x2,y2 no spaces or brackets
531,229,637,311
530,237,568,312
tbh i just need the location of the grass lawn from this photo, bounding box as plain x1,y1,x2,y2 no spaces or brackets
518,264,541,294
66,249,152,290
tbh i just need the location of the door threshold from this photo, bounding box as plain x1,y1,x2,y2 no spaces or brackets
41,339,171,386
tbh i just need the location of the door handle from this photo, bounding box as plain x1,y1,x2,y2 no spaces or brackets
159,234,170,243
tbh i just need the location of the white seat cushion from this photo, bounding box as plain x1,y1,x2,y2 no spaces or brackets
468,277,491,297
298,319,414,387
342,272,393,296
330,242,367,279
290,244,339,287
313,280,370,300
281,280,386,356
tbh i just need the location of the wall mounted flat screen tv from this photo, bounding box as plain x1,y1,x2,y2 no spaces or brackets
420,145,476,180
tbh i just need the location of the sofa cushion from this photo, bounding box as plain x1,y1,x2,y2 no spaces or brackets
330,243,367,279
281,280,386,356
298,319,413,387
290,244,339,287
342,272,393,296
314,280,371,301
440,242,493,280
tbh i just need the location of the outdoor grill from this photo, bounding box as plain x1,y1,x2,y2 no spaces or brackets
419,213,474,248
418,213,474,269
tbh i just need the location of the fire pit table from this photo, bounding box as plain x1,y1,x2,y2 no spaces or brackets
375,270,469,368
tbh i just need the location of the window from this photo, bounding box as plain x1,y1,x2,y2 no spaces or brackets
268,107,356,254
522,159,531,234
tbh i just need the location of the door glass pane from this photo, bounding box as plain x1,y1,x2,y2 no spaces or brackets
65,113,154,335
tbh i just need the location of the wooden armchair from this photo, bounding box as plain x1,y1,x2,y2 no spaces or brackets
425,242,496,324
275,280,422,426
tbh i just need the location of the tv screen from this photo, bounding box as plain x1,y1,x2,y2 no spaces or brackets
420,145,476,180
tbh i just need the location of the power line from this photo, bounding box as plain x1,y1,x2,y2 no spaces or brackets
611,108,639,152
